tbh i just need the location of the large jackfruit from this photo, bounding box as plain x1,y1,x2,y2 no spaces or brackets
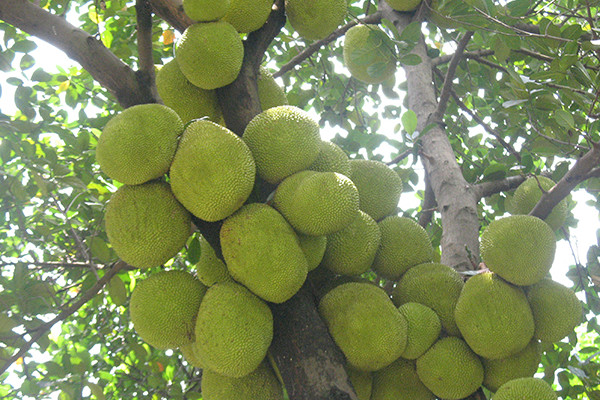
493,377,558,400
371,358,435,400
258,66,288,111
398,302,441,360
285,0,347,40
309,140,352,176
510,176,568,231
347,366,373,400
201,361,283,400
223,0,273,33
482,339,542,392
343,25,397,85
297,233,327,271
182,0,230,21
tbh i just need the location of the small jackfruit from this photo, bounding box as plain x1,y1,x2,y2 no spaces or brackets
201,361,283,400
243,105,321,184
223,0,273,33
258,66,288,110
319,282,408,371
297,233,327,271
510,176,568,231
176,21,243,90
195,235,232,286
169,120,255,222
526,278,582,343
493,377,558,400
285,0,347,40
398,302,441,359
273,170,360,236
343,25,397,85
104,182,191,268
372,216,434,280
349,159,403,221
96,104,183,185
129,270,207,349
416,337,484,400
194,282,273,378
309,140,352,176
454,272,535,359
347,366,373,400
220,203,308,303
386,0,423,11
182,0,230,21
482,339,542,393
371,358,435,400
480,215,556,286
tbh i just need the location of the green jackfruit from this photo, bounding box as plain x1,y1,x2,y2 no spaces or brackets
243,105,321,184
416,337,484,400
386,0,423,11
480,215,556,286
393,263,463,336
129,270,207,349
223,0,273,32
319,282,407,371
169,120,255,222
182,0,230,21
155,59,222,124
321,210,381,275
297,233,327,271
309,140,351,176
527,278,582,343
96,104,183,185
372,216,434,280
180,342,206,369
349,159,403,221
371,358,435,400
510,176,568,231
398,302,441,359
258,66,288,110
194,282,273,377
347,366,373,400
195,235,232,286
176,21,243,90
482,339,542,392
220,203,308,303
493,377,558,400
105,182,191,268
343,25,397,84
273,170,360,236
201,361,283,400
285,0,347,40
455,272,535,359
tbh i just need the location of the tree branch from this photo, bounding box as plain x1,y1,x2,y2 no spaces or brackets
147,0,193,33
432,50,495,66
136,0,160,102
474,175,527,199
418,171,437,228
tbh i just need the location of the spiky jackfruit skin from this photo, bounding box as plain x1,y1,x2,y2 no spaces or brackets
195,235,232,286
105,182,191,268
398,303,441,359
176,21,243,90
169,120,255,222
129,270,206,349
309,140,352,176
392,263,463,336
243,105,321,184
455,272,535,359
194,282,273,378
285,0,347,40
201,362,283,400
510,176,568,231
220,203,308,303
182,0,230,21
321,210,381,275
297,233,327,271
273,170,360,236
372,216,434,280
482,339,542,392
223,0,273,32
319,282,408,371
386,0,423,11
416,337,484,400
96,104,183,185
343,25,397,84
371,358,435,400
480,215,556,286
347,366,373,400
493,377,558,400
155,59,222,124
180,342,206,369
349,159,403,221
258,67,288,110
526,278,582,343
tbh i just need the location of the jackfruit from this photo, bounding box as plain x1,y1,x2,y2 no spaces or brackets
201,361,283,400
297,233,327,271
155,59,222,123
223,0,273,33
386,0,423,12
347,366,373,400
349,159,403,221
493,377,558,400
96,104,183,185
195,235,232,286
393,263,463,336
104,181,191,268
258,66,288,110
309,140,352,176
510,176,568,231
285,0,347,40
180,342,206,369
176,21,243,90
220,203,308,303
371,358,435,400
454,272,535,359
243,105,321,184
194,282,273,377
416,337,484,400
372,216,434,280
480,215,556,286
318,282,408,371
129,270,207,349
526,278,582,343
482,339,542,393
321,210,381,275
169,120,255,222
398,302,441,359
182,0,230,21
343,25,397,84
273,170,360,236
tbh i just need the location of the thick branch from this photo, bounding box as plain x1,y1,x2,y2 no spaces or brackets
136,0,159,101
0,0,155,108
418,172,437,228
432,50,495,66
474,175,527,199
147,0,193,33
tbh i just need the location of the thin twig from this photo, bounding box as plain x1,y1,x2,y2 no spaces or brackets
474,175,527,199
387,148,412,165
0,261,97,269
432,50,495,67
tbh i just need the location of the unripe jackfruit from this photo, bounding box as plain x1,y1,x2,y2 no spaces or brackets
347,366,373,400
195,235,232,286
285,0,347,40
386,0,423,12
371,358,435,400
398,302,441,359
482,339,542,392
201,361,283,400
297,233,327,271
182,0,230,21
343,25,397,85
223,0,273,33
258,66,288,110
493,377,558,400
510,176,568,231
309,140,352,176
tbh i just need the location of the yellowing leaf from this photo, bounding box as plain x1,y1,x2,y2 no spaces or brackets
57,80,70,94
16,357,23,365
162,30,175,45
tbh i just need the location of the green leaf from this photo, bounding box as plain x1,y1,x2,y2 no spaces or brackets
107,275,127,307
401,110,418,135
398,21,422,44
87,382,106,400
554,109,575,129
482,162,508,181
399,54,422,66
10,40,37,53
86,236,114,264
